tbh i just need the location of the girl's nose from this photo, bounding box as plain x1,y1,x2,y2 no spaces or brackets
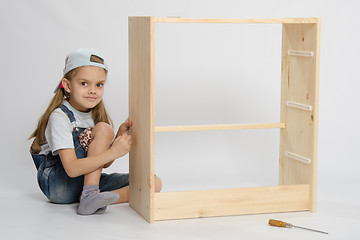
89,87,96,94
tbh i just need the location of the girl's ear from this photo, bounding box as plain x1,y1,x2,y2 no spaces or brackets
62,78,71,93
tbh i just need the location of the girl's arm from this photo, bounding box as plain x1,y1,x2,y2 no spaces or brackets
58,134,131,178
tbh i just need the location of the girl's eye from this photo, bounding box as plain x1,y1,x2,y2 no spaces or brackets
97,83,104,87
81,82,88,86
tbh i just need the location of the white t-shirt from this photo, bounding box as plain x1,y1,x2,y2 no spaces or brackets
39,101,95,155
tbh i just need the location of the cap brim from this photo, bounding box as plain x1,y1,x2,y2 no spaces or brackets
54,80,62,93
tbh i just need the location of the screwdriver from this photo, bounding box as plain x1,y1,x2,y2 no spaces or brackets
268,219,328,234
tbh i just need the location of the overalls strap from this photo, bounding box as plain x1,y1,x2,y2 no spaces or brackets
59,105,75,123
59,105,77,130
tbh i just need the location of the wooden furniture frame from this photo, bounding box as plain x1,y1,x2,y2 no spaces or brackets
128,17,321,223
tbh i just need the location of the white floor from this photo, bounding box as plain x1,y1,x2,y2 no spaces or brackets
2,186,360,240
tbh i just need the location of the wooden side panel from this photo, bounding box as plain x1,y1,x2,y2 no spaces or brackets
128,16,155,223
154,185,310,221
279,20,321,212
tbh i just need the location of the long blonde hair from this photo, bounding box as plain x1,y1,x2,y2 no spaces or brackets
29,55,112,154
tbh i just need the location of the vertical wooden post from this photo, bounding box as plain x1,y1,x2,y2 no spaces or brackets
128,16,155,223
279,19,321,212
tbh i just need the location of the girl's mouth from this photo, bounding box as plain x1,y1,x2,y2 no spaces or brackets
85,96,97,101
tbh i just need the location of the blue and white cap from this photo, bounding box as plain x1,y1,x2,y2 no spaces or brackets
63,48,108,76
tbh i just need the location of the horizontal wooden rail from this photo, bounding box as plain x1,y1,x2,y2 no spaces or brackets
154,184,310,221
155,122,286,133
155,18,319,24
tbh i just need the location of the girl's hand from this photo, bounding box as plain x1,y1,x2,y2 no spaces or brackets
110,133,132,159
116,118,132,138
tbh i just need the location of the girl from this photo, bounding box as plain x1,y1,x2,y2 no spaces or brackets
29,48,161,215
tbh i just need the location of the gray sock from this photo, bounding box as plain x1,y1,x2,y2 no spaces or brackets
77,185,119,215
94,206,107,214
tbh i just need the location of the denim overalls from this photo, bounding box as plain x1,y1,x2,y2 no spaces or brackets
31,105,129,204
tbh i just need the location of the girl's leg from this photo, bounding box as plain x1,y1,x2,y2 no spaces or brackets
111,176,162,204
78,123,119,215
84,122,114,186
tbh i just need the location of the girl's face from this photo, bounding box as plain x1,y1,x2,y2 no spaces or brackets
62,66,107,112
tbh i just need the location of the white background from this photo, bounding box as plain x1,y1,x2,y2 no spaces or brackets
1,0,359,239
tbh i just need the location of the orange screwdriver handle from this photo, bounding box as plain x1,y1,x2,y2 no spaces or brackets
269,219,289,228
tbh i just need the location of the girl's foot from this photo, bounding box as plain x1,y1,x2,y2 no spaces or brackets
77,185,119,215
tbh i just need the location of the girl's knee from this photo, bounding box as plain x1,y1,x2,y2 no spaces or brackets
92,122,114,140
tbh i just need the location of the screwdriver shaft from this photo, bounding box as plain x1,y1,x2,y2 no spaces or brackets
293,225,328,234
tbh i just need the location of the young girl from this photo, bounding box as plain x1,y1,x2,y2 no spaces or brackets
29,48,161,215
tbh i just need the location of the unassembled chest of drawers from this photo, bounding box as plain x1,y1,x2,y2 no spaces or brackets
128,17,321,223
